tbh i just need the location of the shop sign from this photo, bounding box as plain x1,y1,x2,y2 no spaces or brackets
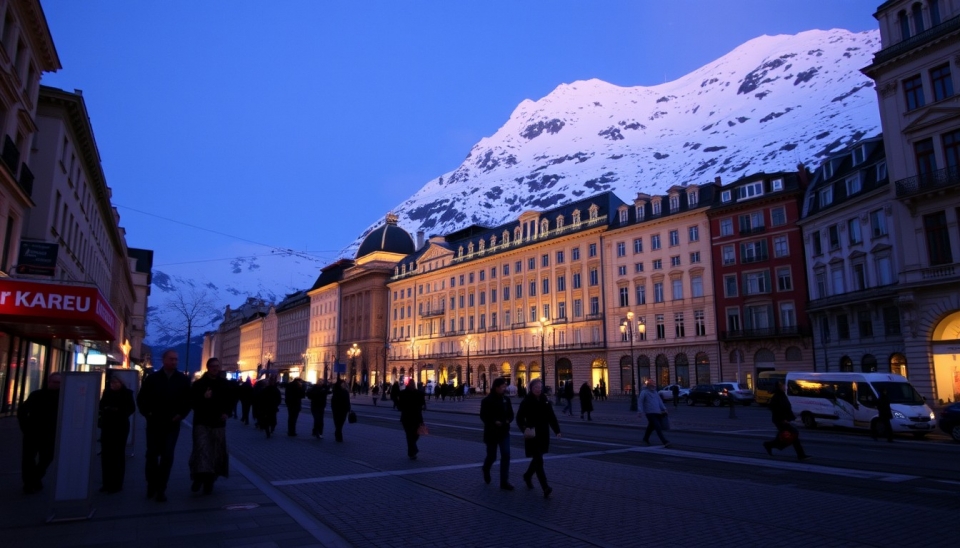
0,279,118,340
16,241,58,276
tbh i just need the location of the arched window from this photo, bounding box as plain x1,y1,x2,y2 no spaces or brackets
674,353,689,387
468,242,474,254
839,356,853,372
930,0,941,25
755,348,775,363
912,2,925,33
899,10,911,40
655,354,670,388
573,210,581,224
695,352,711,384
490,235,497,247
502,230,510,244
637,355,651,384
514,227,522,241
785,346,802,361
479,239,485,252
861,354,878,373
540,219,549,235
620,355,633,395
556,215,565,229
729,349,744,365
890,353,907,376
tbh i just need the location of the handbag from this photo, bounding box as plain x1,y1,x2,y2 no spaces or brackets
347,411,357,424
417,423,429,436
523,427,536,439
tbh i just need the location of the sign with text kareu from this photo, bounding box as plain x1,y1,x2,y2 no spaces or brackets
0,278,118,341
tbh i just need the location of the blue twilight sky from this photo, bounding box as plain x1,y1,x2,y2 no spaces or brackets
39,0,882,273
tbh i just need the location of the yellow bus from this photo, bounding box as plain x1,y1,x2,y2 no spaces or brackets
755,371,787,405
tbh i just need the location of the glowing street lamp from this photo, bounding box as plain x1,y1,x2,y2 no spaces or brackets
347,343,360,384
533,316,550,390
462,334,475,389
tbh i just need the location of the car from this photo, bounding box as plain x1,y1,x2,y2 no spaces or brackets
687,384,728,407
714,382,755,406
658,384,690,402
938,402,960,442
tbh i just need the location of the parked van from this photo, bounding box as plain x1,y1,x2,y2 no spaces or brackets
785,372,937,438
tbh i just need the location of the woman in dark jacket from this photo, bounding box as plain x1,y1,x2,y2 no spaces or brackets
330,380,351,442
258,376,282,438
189,358,232,493
398,380,426,459
578,382,594,421
99,375,135,493
763,381,809,460
515,378,561,498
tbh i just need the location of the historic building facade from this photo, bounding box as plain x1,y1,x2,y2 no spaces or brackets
862,0,960,401
386,193,622,394
799,136,907,376
307,259,352,382
708,171,814,387
603,182,720,398
275,290,309,377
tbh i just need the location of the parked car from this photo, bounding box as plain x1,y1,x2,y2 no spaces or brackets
715,382,755,406
658,384,690,402
938,402,960,442
687,384,728,407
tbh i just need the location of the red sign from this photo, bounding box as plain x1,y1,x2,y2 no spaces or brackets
0,279,119,341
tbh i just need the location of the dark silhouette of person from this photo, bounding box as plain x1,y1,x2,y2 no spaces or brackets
286,378,306,436
763,381,810,460
874,389,894,443
238,377,253,424
398,380,426,459
330,380,351,442
257,376,282,438
391,381,401,410
671,384,680,408
137,349,191,502
515,379,561,498
579,382,594,420
188,358,231,494
480,377,514,490
307,380,331,438
18,372,61,494
562,381,575,416
99,375,135,493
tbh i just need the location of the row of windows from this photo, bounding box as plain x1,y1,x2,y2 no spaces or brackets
815,163,887,209
616,252,703,276
812,255,896,299
897,1,944,43
718,206,788,237
623,189,700,223
723,268,795,298
614,227,700,257
811,209,888,255
725,302,798,333
903,62,953,111
819,307,901,342
619,310,708,341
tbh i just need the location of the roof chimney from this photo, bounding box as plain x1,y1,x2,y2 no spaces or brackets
417,230,425,250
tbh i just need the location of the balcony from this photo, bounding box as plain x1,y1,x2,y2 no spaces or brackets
721,326,810,340
420,307,445,318
901,261,960,285
585,313,604,321
741,252,769,264
807,284,898,311
739,225,766,236
871,15,960,66
895,165,960,199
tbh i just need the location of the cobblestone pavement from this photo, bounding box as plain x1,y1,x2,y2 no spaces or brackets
2,394,957,547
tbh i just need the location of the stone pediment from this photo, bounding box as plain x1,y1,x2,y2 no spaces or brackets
419,243,453,262
902,104,960,134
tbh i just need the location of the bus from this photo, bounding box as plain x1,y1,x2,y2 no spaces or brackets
755,371,787,405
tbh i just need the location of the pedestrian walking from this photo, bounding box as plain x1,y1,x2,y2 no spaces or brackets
98,375,135,493
599,377,607,401
307,379,331,439
398,380,426,459
480,377,514,490
391,381,401,410
257,376,282,438
286,378,306,436
671,384,680,408
515,379,561,498
874,389,894,443
762,381,810,460
189,358,231,495
227,377,240,418
18,372,61,494
579,382,594,420
137,349,191,502
238,377,253,424
562,381,575,416
638,380,670,447
330,380,351,442
251,377,266,428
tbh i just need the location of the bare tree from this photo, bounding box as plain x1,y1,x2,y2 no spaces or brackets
153,286,218,372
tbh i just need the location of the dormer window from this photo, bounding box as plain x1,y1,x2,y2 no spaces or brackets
651,198,662,216
771,178,784,191
502,230,510,244
589,204,599,220
479,240,486,253
845,174,861,195
402,264,407,274
852,146,865,166
556,215,564,229
636,204,646,221
823,161,834,179
687,189,699,207
468,242,475,254
458,246,464,257
394,267,399,276
819,186,833,207
572,210,581,224
876,161,887,181
540,219,549,234
669,194,679,213
619,208,628,223
721,190,731,203
514,227,522,241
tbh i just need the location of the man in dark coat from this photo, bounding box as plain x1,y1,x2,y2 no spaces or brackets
307,380,331,439
286,378,306,436
238,378,253,424
330,380,351,442
189,358,231,494
18,372,61,494
763,381,810,460
397,380,426,459
480,377,514,490
562,380,575,415
137,349,192,502
257,376,282,438
391,381,401,410
99,375,135,493
579,382,594,421
874,389,894,442
515,379,561,498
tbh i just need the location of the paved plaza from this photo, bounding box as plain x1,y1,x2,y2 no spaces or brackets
2,394,958,547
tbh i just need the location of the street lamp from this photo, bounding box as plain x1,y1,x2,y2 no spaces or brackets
381,344,389,400
347,343,360,386
409,338,417,386
462,335,474,390
533,316,550,391
620,311,645,411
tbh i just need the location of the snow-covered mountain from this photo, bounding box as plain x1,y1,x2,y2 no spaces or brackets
358,28,881,247
147,28,882,364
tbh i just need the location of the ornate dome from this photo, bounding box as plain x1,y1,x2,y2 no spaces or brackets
356,214,415,258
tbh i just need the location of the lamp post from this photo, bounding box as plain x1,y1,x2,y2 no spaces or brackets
381,344,389,400
409,338,417,386
620,311,644,411
347,343,360,387
462,335,474,390
534,316,550,391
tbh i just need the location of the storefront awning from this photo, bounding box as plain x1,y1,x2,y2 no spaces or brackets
0,278,119,341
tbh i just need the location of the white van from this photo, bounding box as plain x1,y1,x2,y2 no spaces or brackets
785,372,937,438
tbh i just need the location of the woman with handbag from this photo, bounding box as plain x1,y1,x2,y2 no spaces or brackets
763,381,810,461
515,378,561,498
398,380,426,460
